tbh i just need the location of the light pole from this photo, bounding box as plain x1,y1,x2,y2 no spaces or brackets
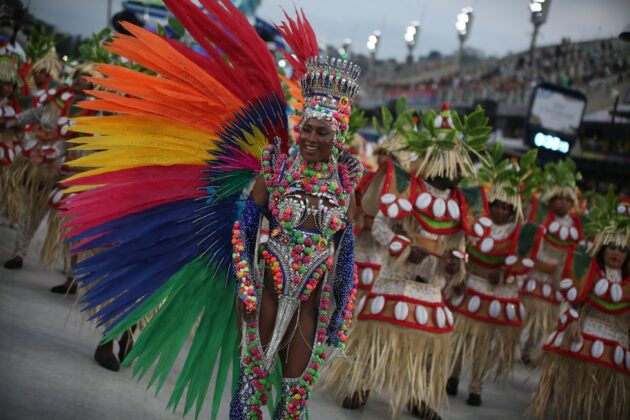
529,0,552,61
455,7,473,69
338,38,352,60
367,30,381,69
405,21,420,64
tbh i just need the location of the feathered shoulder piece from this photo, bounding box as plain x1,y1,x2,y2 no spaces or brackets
275,8,319,80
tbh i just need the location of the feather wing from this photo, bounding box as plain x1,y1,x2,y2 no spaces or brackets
61,1,312,417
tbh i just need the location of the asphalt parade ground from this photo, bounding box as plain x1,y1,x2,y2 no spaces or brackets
0,222,539,419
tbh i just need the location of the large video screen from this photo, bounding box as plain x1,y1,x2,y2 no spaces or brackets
528,85,586,137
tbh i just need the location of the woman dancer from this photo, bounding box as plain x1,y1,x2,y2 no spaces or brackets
60,1,361,419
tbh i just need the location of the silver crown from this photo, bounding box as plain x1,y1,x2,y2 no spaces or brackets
301,56,361,102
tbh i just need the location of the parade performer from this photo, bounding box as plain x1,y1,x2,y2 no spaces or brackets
39,64,100,292
326,105,490,418
23,28,63,101
2,65,98,271
352,99,417,303
326,98,419,409
0,55,23,223
529,188,630,419
446,145,538,406
59,1,361,419
520,159,583,363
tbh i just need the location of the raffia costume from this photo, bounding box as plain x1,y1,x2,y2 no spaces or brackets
447,149,538,402
326,105,491,417
6,83,95,267
0,56,24,224
529,192,630,419
520,160,583,360
353,133,417,300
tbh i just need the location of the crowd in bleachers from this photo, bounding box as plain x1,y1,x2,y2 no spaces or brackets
361,37,630,109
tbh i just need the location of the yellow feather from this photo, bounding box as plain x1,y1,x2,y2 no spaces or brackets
64,184,104,193
68,148,210,168
238,125,269,159
69,134,212,157
64,165,149,183
71,115,213,140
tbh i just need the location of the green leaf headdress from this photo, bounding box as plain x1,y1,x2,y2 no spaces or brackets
26,26,61,78
372,96,419,171
0,55,22,88
479,142,539,223
540,158,581,204
584,186,630,256
404,103,491,180
346,107,368,145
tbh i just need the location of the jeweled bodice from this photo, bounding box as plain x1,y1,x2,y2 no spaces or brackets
276,190,345,234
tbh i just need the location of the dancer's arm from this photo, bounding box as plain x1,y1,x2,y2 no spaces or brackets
232,176,268,312
327,225,356,348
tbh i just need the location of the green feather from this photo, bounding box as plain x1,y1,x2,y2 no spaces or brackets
212,169,256,201
104,257,238,420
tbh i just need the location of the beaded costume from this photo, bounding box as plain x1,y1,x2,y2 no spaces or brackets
59,2,361,419
529,191,630,419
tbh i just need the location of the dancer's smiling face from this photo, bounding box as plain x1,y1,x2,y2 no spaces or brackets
298,118,335,163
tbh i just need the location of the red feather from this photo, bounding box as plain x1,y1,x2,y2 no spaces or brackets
164,0,283,103
276,8,319,80
62,165,205,237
